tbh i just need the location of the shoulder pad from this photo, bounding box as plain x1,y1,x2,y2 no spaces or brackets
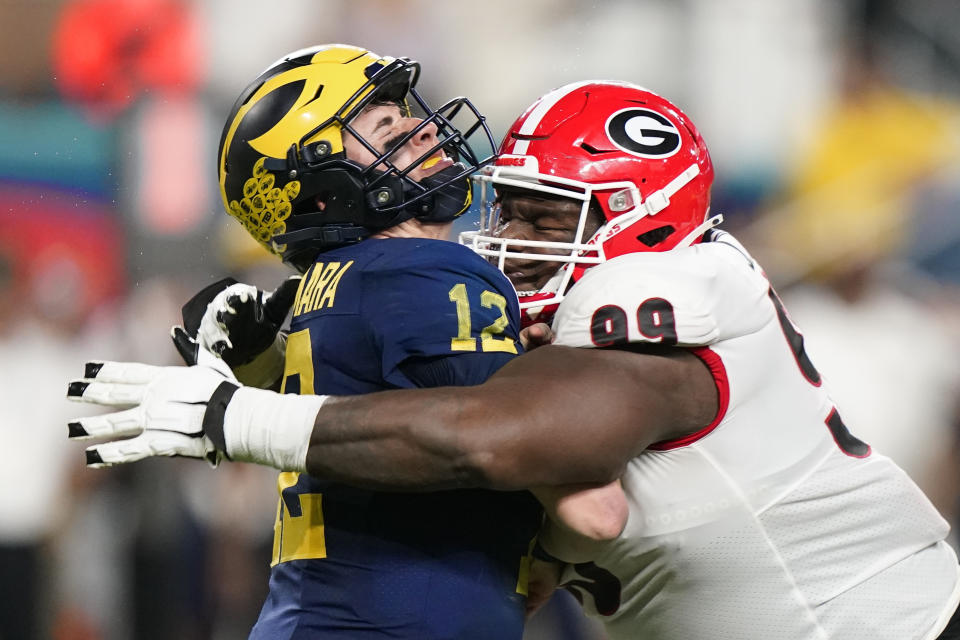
553,241,771,348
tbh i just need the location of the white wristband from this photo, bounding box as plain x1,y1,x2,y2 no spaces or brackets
222,386,327,472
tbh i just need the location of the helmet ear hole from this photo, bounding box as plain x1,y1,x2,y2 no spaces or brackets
637,225,676,247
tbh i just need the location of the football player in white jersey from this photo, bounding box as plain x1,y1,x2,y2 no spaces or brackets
69,81,960,639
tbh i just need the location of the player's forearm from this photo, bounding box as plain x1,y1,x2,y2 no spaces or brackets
220,384,515,490
303,389,495,491
222,382,623,491
221,345,710,490
306,392,624,490
74,345,693,480
302,373,633,490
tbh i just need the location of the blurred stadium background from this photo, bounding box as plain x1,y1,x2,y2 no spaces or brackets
1,0,959,638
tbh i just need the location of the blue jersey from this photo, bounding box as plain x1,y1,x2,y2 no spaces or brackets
250,238,542,640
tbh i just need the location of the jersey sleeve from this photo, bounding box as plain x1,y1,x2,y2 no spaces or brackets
362,242,523,387
552,239,773,349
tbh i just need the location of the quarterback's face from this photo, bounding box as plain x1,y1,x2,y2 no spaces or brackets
343,103,453,183
494,192,602,291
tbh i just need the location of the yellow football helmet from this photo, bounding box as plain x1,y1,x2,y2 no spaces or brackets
218,44,496,272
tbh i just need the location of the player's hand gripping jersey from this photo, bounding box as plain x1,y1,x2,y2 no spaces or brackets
251,238,541,640
547,230,960,640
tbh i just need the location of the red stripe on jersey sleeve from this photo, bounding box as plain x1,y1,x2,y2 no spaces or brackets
647,346,729,451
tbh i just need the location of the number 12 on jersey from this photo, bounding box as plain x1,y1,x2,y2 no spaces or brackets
448,283,517,354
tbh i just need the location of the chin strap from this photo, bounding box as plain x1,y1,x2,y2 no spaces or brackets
410,164,472,223
516,264,571,312
641,163,701,216
676,213,724,249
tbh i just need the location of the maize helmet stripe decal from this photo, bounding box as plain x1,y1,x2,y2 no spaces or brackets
219,44,496,271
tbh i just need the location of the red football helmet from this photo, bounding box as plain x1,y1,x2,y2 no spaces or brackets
461,81,719,317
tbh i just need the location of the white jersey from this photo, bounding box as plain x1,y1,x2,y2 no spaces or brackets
547,231,960,640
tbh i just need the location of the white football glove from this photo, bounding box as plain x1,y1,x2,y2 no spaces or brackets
66,350,239,468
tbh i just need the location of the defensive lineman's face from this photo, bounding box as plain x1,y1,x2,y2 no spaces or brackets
493,191,603,291
342,102,454,184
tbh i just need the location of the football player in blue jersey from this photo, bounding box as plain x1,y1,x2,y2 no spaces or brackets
74,44,552,639
70,44,627,639
207,44,553,640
